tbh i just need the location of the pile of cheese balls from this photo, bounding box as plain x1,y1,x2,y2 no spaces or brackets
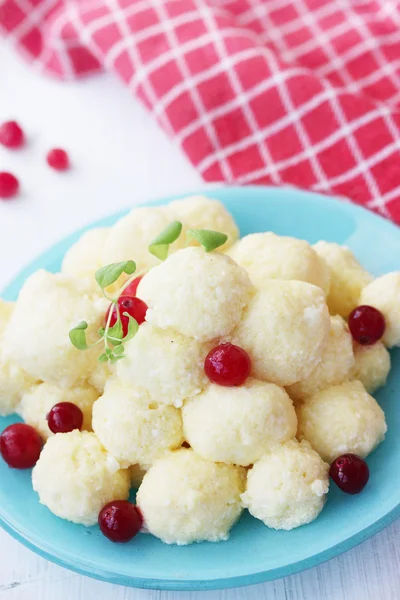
0,196,399,545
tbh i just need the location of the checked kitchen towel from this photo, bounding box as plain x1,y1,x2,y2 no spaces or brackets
1,0,400,223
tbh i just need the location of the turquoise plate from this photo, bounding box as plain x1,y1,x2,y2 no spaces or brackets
0,186,399,591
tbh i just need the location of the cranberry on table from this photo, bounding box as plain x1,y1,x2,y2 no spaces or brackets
204,342,251,387
46,148,70,171
0,172,19,199
99,500,143,542
0,120,25,148
348,305,385,345
329,453,370,494
47,402,84,434
106,296,148,336
122,276,143,297
0,423,42,469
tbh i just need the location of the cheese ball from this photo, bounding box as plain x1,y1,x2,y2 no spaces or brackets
182,379,297,466
287,316,355,402
137,449,245,545
138,247,253,341
32,431,130,526
0,299,14,336
241,439,329,530
350,342,391,394
20,382,98,440
117,323,210,407
92,380,184,468
313,242,372,317
168,196,239,251
88,361,114,394
61,228,110,282
0,352,37,416
231,281,330,386
102,206,182,271
297,381,387,463
2,270,108,387
228,233,330,294
0,299,37,416
359,272,400,347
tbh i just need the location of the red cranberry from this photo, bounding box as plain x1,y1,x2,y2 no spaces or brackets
106,296,147,337
0,172,19,199
47,402,84,434
0,121,24,148
0,423,42,469
204,342,251,386
329,453,370,494
99,500,142,542
122,276,143,297
348,305,385,345
46,148,70,171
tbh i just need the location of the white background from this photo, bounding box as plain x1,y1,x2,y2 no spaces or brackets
0,43,399,600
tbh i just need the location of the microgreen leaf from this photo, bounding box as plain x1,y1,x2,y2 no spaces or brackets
187,229,228,252
98,353,109,363
149,221,182,260
110,354,125,364
113,344,125,356
107,317,124,345
122,313,139,342
149,244,169,260
98,327,105,337
95,260,136,290
150,220,182,245
69,321,89,350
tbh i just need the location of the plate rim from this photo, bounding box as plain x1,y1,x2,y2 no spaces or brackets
0,503,399,591
1,185,399,591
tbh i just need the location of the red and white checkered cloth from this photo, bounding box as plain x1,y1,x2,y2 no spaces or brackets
1,0,400,223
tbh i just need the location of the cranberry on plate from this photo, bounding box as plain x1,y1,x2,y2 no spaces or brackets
47,402,84,434
0,423,42,469
204,342,251,387
329,453,370,494
99,500,143,542
348,305,385,345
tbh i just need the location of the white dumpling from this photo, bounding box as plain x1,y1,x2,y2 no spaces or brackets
228,232,330,294
2,271,107,387
297,381,387,463
32,431,130,526
231,281,330,386
182,379,297,466
241,439,329,530
137,449,245,545
138,247,253,341
360,273,400,347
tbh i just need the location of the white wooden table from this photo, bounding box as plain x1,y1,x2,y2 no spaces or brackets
0,43,399,600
